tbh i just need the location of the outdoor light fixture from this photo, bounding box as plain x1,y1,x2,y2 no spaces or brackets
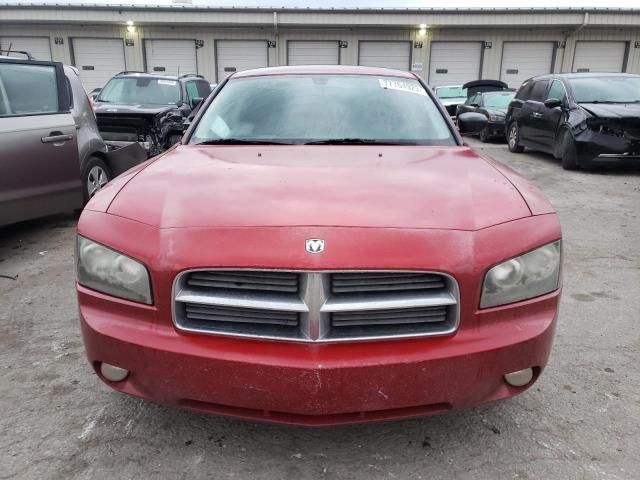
418,24,427,36
126,20,136,33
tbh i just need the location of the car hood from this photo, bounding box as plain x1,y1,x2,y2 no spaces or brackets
104,145,533,230
94,103,178,116
579,102,640,119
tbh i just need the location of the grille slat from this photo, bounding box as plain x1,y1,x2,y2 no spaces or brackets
187,271,299,293
174,270,458,341
185,304,299,327
331,272,445,294
332,306,448,326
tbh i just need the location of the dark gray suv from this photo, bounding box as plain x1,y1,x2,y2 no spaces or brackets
0,55,142,227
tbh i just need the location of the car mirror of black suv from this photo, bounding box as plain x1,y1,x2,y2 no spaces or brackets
543,98,563,109
458,112,488,134
190,97,204,109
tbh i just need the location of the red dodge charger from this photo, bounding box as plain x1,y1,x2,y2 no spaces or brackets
76,66,562,426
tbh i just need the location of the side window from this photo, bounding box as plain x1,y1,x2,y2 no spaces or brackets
185,81,201,102
0,62,59,116
546,80,567,102
65,76,74,109
466,94,478,106
515,80,534,100
195,80,211,98
530,80,550,102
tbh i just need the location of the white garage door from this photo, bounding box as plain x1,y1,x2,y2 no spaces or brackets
573,41,626,73
429,42,482,87
216,40,268,82
145,39,197,76
72,38,125,91
501,42,554,89
288,41,339,66
358,41,411,71
0,37,52,60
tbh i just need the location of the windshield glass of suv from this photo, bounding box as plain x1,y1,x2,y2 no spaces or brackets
190,75,455,145
483,92,515,109
570,76,640,104
435,86,467,99
98,77,181,105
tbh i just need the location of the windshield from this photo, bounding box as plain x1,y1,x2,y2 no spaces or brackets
189,75,455,146
434,86,467,99
483,92,515,109
98,77,181,105
570,76,640,104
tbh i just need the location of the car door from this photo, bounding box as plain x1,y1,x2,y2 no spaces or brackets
537,79,569,149
519,79,549,146
0,58,80,226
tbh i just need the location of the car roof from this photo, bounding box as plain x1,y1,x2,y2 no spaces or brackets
529,72,640,81
232,65,417,79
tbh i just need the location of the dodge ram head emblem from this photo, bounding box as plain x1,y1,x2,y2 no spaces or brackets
305,239,325,254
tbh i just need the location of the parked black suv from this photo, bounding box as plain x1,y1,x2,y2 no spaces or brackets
95,72,212,156
505,73,640,169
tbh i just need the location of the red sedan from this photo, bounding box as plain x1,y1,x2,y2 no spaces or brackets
76,66,562,426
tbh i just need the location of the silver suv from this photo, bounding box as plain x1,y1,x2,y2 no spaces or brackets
0,54,143,227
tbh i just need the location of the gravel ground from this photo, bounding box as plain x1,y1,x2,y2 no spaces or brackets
1,137,639,480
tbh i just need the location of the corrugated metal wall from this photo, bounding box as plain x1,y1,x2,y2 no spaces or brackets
1,18,639,83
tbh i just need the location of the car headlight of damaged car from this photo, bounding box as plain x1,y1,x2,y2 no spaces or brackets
76,236,152,304
488,113,505,122
480,241,561,308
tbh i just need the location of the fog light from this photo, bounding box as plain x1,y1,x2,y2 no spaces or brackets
504,368,534,387
100,362,129,382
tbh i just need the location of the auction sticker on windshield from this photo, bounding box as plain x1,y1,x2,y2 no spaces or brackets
158,80,177,86
378,78,427,96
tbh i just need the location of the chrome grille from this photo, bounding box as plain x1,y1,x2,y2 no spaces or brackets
173,270,459,342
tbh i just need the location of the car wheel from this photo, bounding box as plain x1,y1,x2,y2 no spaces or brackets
83,157,112,203
507,122,524,153
479,127,489,143
560,131,580,170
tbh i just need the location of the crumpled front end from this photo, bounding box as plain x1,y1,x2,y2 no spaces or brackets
574,115,640,164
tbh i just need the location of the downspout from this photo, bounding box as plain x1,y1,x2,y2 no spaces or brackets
273,11,279,66
561,12,589,72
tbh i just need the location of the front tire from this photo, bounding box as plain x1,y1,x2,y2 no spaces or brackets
479,127,489,143
560,131,580,170
507,121,524,153
82,157,112,203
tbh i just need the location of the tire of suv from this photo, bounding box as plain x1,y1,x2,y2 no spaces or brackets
82,157,112,203
507,121,524,153
560,130,580,170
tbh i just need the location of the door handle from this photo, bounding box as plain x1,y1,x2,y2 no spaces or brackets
41,133,73,144
531,112,543,118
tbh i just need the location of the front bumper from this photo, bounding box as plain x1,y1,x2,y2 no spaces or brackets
80,285,559,426
484,121,506,138
575,130,640,164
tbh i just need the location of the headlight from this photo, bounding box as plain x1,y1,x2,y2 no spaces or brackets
488,114,505,122
480,240,561,308
76,236,152,304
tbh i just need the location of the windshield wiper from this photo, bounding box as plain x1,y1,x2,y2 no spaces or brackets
304,138,415,145
578,100,638,104
194,138,293,145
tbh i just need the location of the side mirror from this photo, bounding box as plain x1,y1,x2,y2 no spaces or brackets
190,97,203,109
544,98,563,109
457,112,488,134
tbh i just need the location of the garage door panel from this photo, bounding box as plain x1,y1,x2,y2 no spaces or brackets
216,40,268,82
0,37,52,61
145,39,197,76
72,38,125,91
288,41,339,66
501,42,554,89
573,41,626,73
359,41,411,71
429,42,482,87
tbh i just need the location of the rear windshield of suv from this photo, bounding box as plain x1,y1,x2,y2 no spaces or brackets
569,76,640,104
435,86,467,99
190,75,456,146
98,77,181,105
